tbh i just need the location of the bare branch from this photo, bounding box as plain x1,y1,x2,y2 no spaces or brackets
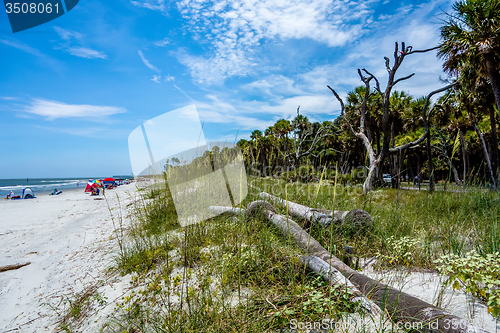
327,85,345,115
358,72,372,134
393,73,416,86
327,86,358,137
384,57,390,73
405,45,439,55
362,69,381,94
389,82,457,153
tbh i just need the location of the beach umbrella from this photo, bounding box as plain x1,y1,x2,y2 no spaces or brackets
103,178,115,182
91,179,104,188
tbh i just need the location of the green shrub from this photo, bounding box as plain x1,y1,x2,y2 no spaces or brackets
434,251,500,317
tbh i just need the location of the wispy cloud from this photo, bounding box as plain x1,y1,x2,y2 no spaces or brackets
151,75,161,83
23,98,126,120
130,0,166,11
154,38,169,47
0,39,63,72
33,125,128,137
174,0,375,85
53,27,107,59
54,26,83,41
138,50,161,72
67,46,107,59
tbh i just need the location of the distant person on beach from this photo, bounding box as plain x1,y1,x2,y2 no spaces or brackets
52,189,58,195
6,191,14,199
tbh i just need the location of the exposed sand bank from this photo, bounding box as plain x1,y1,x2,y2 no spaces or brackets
0,184,138,332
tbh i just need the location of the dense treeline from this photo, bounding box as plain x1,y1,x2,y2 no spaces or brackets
237,0,500,192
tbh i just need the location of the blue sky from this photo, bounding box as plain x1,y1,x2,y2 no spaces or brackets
0,0,453,178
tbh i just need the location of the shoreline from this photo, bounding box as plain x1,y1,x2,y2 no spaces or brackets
1,183,132,201
0,183,138,332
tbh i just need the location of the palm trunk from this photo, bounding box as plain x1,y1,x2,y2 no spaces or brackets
426,132,435,192
459,129,467,183
489,105,499,179
445,155,461,186
484,52,500,121
470,111,497,190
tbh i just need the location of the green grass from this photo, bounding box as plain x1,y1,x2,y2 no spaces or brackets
252,177,500,266
58,175,500,332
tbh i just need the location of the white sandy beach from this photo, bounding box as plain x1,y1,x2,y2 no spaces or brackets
0,184,138,332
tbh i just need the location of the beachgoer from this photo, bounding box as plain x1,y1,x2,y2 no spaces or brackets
53,188,58,195
6,191,14,199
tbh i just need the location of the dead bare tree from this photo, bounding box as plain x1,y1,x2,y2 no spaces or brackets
328,42,456,193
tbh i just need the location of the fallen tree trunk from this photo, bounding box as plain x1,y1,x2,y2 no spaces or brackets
298,254,380,315
243,200,488,333
0,262,31,273
209,206,246,216
259,192,373,232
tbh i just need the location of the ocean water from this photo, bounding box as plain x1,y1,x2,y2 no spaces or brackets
0,178,104,197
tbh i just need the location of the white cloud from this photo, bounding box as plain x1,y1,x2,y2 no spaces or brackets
152,75,161,83
53,27,107,59
54,26,83,41
154,38,170,47
165,75,175,81
138,50,161,73
175,0,376,84
157,0,453,134
67,46,107,59
23,99,126,120
131,0,166,11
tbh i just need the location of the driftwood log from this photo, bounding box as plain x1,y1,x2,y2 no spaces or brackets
259,192,373,233
211,200,488,333
298,254,381,315
0,262,31,273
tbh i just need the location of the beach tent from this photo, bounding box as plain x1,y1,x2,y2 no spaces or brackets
84,181,99,192
84,182,93,192
22,187,35,199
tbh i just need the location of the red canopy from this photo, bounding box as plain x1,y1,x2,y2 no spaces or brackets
103,178,115,182
84,182,97,192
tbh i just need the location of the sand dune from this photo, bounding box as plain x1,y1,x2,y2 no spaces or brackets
0,184,138,332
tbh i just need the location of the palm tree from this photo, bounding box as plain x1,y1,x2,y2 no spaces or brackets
438,0,500,119
272,119,292,171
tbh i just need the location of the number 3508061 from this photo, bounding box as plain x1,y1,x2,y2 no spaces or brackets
5,2,59,14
